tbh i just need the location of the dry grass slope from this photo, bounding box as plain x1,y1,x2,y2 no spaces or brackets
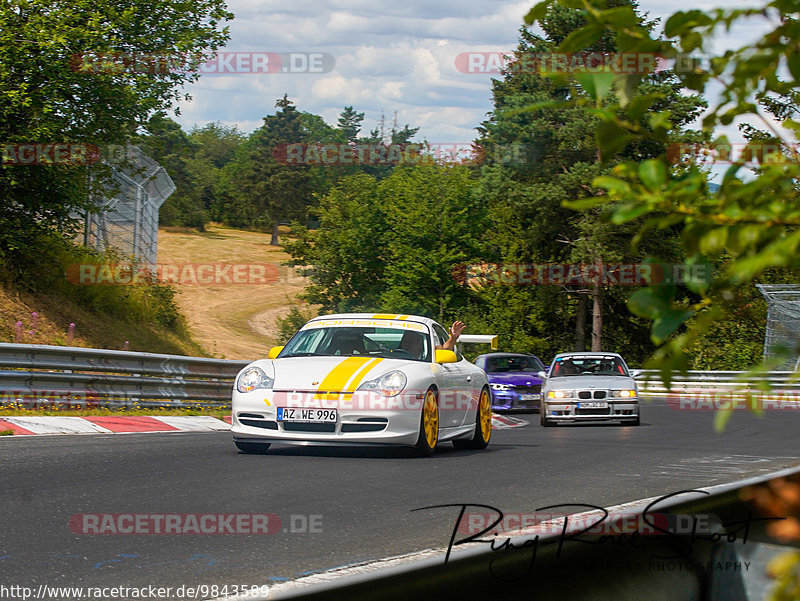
157,224,310,360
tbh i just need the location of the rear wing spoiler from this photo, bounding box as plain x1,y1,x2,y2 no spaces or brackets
458,334,498,350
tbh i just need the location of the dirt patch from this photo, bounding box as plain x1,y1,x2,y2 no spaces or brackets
157,224,313,360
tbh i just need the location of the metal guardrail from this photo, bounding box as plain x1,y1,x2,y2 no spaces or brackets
0,343,249,408
1,343,798,409
635,369,800,397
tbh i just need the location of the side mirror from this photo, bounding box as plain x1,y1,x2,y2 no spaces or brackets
631,370,642,378
537,371,547,379
435,349,458,364
267,346,284,359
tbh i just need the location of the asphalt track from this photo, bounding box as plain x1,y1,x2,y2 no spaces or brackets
1,396,798,597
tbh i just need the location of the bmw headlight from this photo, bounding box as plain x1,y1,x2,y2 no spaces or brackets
547,390,574,399
357,370,407,397
236,366,274,393
491,383,511,391
612,389,637,398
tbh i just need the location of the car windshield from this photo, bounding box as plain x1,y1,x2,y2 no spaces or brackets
486,355,543,373
279,325,432,362
551,356,629,377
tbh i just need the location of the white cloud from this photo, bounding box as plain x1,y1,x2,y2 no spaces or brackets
173,0,777,146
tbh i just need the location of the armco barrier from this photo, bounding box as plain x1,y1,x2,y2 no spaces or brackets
1,343,797,408
0,343,249,408
636,369,800,397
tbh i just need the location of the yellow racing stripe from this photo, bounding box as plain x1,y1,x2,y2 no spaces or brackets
344,358,384,396
314,356,371,401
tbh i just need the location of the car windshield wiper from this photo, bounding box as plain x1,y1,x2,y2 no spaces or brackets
281,352,325,357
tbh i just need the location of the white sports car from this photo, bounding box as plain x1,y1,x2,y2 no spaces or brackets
231,314,492,456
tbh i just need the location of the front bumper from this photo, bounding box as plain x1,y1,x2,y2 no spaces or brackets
231,389,425,446
490,390,541,412
541,399,639,421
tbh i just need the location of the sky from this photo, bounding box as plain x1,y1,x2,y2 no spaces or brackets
173,0,773,154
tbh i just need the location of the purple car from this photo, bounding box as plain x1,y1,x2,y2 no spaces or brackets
474,352,545,412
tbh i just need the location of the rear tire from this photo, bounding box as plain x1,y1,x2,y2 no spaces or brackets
453,387,492,450
235,441,271,454
415,388,439,457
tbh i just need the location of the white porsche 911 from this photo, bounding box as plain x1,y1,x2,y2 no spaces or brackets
231,314,492,456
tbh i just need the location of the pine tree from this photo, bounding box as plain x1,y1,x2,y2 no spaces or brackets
337,106,365,143
473,1,706,359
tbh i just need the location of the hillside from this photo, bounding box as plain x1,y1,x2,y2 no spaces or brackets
156,225,310,360
0,225,309,359
0,282,205,356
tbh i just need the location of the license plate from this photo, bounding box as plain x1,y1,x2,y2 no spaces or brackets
577,402,608,409
277,408,338,423
519,394,539,401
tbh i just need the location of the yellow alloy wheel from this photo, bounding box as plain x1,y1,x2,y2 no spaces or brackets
453,386,492,450
423,389,439,449
478,388,492,443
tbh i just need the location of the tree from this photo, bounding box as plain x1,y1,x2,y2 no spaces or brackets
243,95,313,244
284,173,387,312
473,2,705,360
188,121,245,226
137,113,206,229
0,0,232,272
285,164,485,319
337,106,365,143
379,164,484,320
520,0,800,383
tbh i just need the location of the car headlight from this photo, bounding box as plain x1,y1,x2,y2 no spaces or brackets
547,390,574,399
357,370,407,397
612,389,637,398
491,383,511,391
236,367,274,393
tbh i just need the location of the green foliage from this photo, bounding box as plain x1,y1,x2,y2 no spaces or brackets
523,0,800,383
220,96,343,240
284,172,388,312
137,113,206,229
337,107,365,143
472,2,705,364
136,102,422,233
6,229,185,331
275,305,316,344
0,0,232,265
378,165,484,320
285,164,485,320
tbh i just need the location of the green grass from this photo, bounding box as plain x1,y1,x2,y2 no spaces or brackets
0,230,208,356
